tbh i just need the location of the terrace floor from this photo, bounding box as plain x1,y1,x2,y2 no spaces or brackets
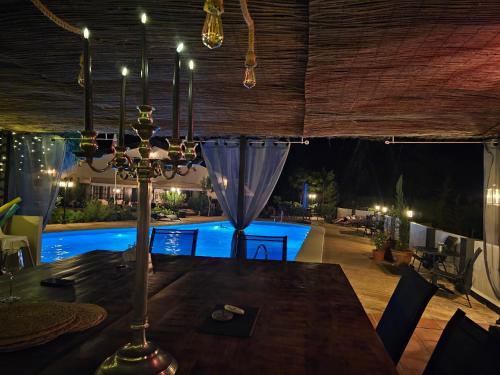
321,223,498,375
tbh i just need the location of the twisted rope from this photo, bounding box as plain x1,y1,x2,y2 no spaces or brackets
31,0,82,35
239,0,256,67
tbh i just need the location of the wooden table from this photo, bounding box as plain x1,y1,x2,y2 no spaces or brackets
0,251,396,375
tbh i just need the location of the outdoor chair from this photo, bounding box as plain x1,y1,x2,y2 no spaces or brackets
412,235,458,272
241,234,287,262
376,266,438,364
430,247,482,307
149,228,198,272
423,309,500,375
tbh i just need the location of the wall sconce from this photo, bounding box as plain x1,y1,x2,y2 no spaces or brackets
486,188,500,206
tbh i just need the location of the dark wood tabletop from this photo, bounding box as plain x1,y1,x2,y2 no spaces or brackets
0,251,396,375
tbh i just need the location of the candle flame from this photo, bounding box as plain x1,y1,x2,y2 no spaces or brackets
83,28,90,39
176,42,184,53
141,13,147,24
121,67,129,76
189,60,194,70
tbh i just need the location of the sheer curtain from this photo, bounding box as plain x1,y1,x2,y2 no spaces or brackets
477,143,500,300
8,134,76,227
202,138,290,258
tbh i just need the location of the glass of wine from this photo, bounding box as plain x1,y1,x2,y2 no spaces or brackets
0,249,24,303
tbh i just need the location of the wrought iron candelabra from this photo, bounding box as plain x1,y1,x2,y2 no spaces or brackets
74,14,199,375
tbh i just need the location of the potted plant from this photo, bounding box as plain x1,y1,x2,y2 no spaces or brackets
372,231,387,262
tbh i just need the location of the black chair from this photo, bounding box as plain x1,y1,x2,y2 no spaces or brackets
423,309,500,375
376,266,438,364
149,228,199,257
430,247,482,307
241,234,287,262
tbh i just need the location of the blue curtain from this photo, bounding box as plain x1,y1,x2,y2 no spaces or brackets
8,134,77,228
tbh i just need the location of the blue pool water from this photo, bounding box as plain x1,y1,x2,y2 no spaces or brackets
42,221,311,263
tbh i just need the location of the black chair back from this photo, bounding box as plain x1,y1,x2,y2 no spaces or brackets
241,234,287,262
149,228,199,257
423,309,499,375
443,236,458,253
376,267,438,364
425,228,436,248
461,247,482,292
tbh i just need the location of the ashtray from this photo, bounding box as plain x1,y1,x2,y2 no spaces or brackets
211,309,234,322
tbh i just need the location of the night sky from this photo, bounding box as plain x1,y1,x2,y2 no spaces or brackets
273,139,484,237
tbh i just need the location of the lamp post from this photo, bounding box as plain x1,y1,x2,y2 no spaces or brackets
59,177,74,224
308,193,317,217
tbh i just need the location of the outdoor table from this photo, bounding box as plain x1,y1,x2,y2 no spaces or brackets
0,251,396,374
414,246,459,284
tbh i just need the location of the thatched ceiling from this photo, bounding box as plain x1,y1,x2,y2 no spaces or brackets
1,0,500,138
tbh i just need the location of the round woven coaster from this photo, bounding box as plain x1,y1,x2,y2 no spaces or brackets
0,303,77,346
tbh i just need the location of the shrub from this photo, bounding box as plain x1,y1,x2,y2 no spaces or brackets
159,191,186,210
81,200,112,222
108,204,135,221
152,206,177,216
373,231,388,250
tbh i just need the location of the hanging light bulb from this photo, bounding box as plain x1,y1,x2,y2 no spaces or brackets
243,66,256,89
202,0,224,49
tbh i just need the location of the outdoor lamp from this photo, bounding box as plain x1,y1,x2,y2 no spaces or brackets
406,210,414,218
374,205,381,211
382,207,388,213
486,188,500,206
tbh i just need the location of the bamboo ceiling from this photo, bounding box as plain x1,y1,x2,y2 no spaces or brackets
1,0,500,138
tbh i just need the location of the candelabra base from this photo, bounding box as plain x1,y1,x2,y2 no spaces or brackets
95,341,177,375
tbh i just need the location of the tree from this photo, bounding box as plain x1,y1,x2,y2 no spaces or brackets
288,168,310,202
201,176,213,216
311,169,339,207
288,168,339,207
393,175,410,250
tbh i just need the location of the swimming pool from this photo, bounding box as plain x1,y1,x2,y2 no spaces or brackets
42,221,311,263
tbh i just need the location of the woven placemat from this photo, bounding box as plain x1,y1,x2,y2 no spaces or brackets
0,302,107,352
0,303,77,345
65,303,107,333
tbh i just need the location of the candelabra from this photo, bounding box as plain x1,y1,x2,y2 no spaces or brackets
74,14,199,375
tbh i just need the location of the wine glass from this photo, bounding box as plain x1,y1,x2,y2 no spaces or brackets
0,249,24,303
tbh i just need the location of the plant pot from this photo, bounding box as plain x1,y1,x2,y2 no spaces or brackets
391,250,412,266
372,249,385,263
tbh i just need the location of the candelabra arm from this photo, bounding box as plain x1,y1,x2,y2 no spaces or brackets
86,157,113,173
175,164,192,177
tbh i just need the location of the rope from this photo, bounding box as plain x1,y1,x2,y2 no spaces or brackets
31,0,82,35
239,0,256,68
